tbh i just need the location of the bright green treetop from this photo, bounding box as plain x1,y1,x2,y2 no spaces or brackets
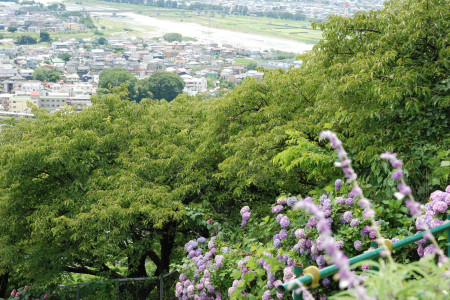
136,72,185,102
33,67,61,82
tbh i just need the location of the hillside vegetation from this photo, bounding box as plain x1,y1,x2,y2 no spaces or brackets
0,0,448,299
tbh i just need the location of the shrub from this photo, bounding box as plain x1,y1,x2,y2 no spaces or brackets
174,132,449,299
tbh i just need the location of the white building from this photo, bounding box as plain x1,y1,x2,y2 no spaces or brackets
182,76,207,94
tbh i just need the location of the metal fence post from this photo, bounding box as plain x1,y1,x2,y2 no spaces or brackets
116,280,120,300
76,284,80,300
160,276,164,300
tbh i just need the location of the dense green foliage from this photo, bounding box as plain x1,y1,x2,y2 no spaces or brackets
136,72,185,102
32,68,61,82
0,88,213,294
163,33,182,43
98,67,137,99
58,53,71,62
97,37,107,45
7,26,17,33
39,31,51,43
99,69,185,102
16,35,37,45
0,0,448,298
333,256,450,299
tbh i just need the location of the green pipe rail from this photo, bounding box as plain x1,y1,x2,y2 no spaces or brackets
278,215,450,299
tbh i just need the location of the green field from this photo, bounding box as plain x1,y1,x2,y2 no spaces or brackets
65,0,322,44
0,18,152,44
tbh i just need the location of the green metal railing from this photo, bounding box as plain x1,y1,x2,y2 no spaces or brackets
278,215,450,299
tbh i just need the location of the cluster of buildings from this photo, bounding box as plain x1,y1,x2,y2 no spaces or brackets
0,1,310,114
0,2,87,33
0,35,304,113
193,0,387,19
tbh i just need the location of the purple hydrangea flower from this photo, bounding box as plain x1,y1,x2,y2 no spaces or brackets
279,229,288,240
354,240,362,251
305,239,312,248
362,225,371,234
335,179,342,191
429,219,443,228
433,201,448,213
369,231,377,239
348,191,357,198
262,290,271,300
316,255,325,267
343,211,353,223
276,214,284,223
298,239,306,248
391,238,399,243
346,197,354,206
277,198,287,205
287,197,298,207
197,237,206,243
430,190,446,201
294,228,305,239
242,211,251,221
423,244,437,256
335,197,346,205
280,216,290,228
272,205,284,213
240,206,250,215
322,278,330,286
350,218,360,227
274,239,281,249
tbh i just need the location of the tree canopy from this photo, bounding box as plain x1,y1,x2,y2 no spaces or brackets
58,53,71,62
163,32,182,43
16,35,37,45
39,31,51,43
136,72,185,102
32,67,61,82
0,87,214,293
98,67,137,99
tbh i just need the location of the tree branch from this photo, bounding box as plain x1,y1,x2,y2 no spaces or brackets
64,265,123,279
348,28,381,33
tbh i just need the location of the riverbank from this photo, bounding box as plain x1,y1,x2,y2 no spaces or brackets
64,0,322,44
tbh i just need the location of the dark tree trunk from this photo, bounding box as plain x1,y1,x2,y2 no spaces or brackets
0,272,9,298
156,222,177,276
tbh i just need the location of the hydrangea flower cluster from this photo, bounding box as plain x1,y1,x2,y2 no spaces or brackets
381,152,448,263
176,237,224,299
240,206,251,227
414,186,449,260
177,132,449,299
293,199,370,299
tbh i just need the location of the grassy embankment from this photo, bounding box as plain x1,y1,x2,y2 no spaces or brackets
0,18,152,48
65,0,322,44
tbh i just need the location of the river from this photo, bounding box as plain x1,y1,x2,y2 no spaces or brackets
35,0,315,53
